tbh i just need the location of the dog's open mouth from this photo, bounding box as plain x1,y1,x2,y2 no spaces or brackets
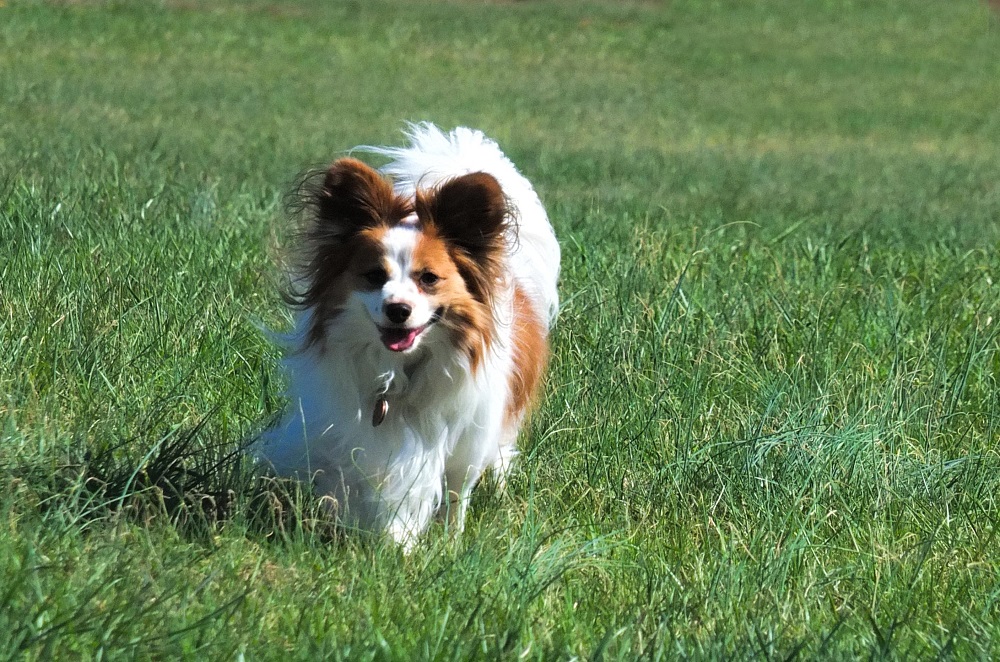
378,325,429,352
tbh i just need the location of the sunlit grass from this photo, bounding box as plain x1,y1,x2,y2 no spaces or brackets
2,0,1000,657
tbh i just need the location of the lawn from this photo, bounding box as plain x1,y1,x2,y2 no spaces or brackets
3,0,1000,658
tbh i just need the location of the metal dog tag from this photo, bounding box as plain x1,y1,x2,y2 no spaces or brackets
372,397,388,427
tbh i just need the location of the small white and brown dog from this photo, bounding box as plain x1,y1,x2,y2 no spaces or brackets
255,123,560,548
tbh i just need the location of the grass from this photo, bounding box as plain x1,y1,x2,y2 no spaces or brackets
3,0,1000,657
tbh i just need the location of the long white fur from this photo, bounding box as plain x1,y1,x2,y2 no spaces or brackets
256,124,560,548
368,123,560,328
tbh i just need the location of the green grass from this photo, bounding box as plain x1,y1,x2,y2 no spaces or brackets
3,0,1000,657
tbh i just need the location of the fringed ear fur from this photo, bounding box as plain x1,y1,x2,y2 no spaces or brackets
314,158,408,236
289,159,408,325
416,172,509,306
417,172,508,258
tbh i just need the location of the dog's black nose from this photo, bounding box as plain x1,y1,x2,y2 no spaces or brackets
384,302,412,324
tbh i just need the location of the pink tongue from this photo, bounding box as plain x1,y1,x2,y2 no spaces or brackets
384,327,422,352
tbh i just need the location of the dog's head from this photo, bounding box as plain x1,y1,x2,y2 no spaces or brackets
292,158,507,369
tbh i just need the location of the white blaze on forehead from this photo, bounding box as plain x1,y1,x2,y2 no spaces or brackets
354,223,434,331
380,224,425,311
382,225,418,279
375,224,436,328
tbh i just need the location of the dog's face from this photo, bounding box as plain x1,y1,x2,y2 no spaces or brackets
347,221,466,354
295,159,507,369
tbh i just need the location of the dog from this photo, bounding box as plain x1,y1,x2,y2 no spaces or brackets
255,123,560,548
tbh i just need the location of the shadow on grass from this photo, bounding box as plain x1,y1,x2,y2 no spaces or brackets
8,410,343,548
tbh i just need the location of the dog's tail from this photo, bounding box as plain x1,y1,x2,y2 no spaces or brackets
360,122,520,195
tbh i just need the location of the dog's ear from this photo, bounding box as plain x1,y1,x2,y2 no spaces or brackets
418,172,508,260
417,172,508,306
315,158,401,234
291,159,404,330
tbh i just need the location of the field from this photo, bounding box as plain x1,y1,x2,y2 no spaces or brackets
3,0,1000,658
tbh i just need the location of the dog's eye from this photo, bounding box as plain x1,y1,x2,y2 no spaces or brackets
418,271,440,287
363,268,388,288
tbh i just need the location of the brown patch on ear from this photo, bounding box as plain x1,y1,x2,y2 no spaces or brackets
315,158,405,235
412,228,496,372
291,158,409,346
504,284,549,427
415,172,508,308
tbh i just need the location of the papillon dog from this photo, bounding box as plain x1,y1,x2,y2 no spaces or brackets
255,123,560,548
